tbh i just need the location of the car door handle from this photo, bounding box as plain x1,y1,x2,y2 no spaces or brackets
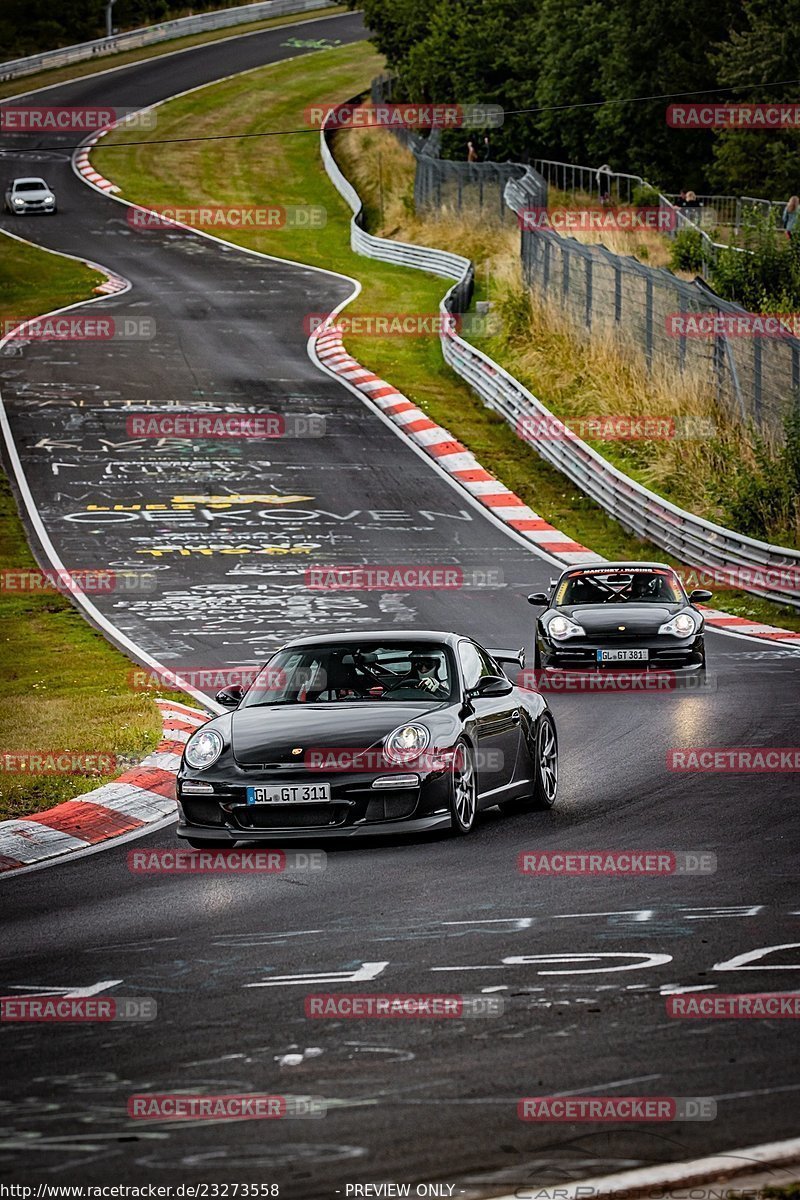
511,709,520,723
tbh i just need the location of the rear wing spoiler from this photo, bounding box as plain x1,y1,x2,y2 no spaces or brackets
486,646,525,670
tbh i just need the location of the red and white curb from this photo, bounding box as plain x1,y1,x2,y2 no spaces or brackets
699,603,800,643
312,329,800,647
74,126,120,195
314,327,603,566
0,699,207,875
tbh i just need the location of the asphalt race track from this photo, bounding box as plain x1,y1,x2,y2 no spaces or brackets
1,12,799,1194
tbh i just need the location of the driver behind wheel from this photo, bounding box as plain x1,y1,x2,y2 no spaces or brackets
390,654,448,697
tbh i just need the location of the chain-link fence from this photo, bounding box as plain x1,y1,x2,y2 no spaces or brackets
370,76,547,222
369,76,796,440
519,227,799,437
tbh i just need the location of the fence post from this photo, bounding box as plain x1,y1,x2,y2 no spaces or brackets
585,257,593,330
562,243,570,302
614,264,622,324
645,275,653,368
753,338,763,425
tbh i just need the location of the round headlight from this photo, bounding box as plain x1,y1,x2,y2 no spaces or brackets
673,612,696,636
549,616,570,639
185,728,224,770
384,723,430,763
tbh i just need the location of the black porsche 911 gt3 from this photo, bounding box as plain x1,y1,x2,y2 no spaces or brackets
176,630,558,844
528,562,712,671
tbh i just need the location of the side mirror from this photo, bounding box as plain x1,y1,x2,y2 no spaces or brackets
689,589,713,603
527,592,549,605
469,674,514,698
215,685,244,708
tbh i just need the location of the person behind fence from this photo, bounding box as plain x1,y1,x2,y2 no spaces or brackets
675,188,688,208
781,195,799,237
595,163,612,205
467,139,478,163
683,190,701,219
482,134,492,161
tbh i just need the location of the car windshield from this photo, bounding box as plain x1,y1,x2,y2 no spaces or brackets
241,642,456,706
15,181,47,192
556,569,684,605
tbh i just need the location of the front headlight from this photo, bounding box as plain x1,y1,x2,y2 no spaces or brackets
43,194,55,204
547,614,585,641
12,197,25,207
184,728,224,770
384,723,430,763
658,611,698,637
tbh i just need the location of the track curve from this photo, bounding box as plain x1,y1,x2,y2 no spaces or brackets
0,14,799,1195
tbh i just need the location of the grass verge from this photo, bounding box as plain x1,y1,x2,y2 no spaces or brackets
0,5,346,101
0,233,179,819
95,41,800,632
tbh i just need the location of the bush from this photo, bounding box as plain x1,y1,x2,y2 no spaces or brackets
631,183,661,208
711,212,800,311
670,227,706,273
724,404,800,543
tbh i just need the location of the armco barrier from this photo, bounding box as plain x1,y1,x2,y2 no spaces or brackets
0,0,336,82
320,110,800,609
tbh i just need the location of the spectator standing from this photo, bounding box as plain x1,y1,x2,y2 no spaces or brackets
782,195,799,237
467,139,478,163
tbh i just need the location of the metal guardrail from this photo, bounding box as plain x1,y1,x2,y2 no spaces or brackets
320,111,800,608
0,0,336,82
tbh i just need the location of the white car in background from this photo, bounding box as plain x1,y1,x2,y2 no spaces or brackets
4,177,57,215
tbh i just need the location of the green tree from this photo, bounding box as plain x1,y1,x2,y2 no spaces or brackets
709,0,800,198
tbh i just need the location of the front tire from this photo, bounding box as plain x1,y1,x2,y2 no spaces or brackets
449,739,477,835
532,713,558,809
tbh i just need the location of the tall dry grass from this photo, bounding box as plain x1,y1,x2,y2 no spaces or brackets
334,126,789,537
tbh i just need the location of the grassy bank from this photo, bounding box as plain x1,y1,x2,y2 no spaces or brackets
0,234,171,819
95,41,800,632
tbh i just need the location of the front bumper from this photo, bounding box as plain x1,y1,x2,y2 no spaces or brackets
538,632,705,670
176,765,453,840
177,812,452,841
